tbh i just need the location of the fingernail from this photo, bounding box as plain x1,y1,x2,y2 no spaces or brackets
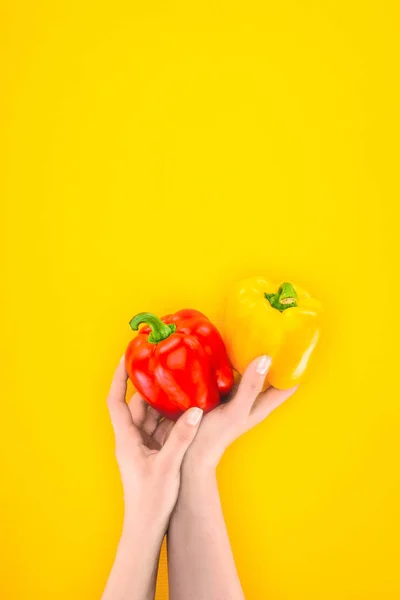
120,354,125,363
187,407,203,426
256,355,271,375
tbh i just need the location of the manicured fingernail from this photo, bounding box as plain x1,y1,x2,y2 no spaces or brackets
256,355,271,375
187,407,203,426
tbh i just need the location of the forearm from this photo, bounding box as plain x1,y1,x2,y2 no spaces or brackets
102,512,165,600
167,462,244,600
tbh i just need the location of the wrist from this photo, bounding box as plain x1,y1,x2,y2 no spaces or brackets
120,514,167,555
174,458,218,512
122,495,169,540
182,448,220,479
182,460,216,488
171,471,219,530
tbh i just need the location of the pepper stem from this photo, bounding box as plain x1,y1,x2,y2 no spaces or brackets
265,282,298,312
129,312,176,343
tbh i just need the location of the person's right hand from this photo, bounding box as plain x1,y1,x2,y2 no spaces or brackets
183,355,297,471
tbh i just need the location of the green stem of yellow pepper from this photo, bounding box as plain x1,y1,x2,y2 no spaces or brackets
265,282,298,312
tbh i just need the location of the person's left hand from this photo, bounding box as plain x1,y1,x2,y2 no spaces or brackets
107,357,203,532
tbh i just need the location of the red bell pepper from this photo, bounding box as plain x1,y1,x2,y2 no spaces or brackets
125,309,234,421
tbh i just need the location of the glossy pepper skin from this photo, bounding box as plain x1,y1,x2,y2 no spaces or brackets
224,276,321,390
125,309,234,421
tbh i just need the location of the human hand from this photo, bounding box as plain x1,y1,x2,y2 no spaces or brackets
106,357,203,531
167,356,297,600
182,355,297,473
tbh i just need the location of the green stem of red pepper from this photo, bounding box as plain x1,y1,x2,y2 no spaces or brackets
129,312,177,343
265,282,298,312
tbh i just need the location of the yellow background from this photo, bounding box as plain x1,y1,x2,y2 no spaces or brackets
2,1,399,598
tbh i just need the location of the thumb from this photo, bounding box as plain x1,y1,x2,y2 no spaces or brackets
159,407,203,470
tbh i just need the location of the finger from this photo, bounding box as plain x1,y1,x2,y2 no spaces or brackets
127,392,148,425
220,381,240,403
246,385,298,431
153,418,174,447
142,405,162,436
106,357,135,434
127,393,162,435
228,356,271,415
159,407,203,470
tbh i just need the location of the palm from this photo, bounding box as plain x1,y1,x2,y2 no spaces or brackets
127,392,175,453
118,393,180,514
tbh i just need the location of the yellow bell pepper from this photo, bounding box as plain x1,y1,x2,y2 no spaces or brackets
224,276,321,390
